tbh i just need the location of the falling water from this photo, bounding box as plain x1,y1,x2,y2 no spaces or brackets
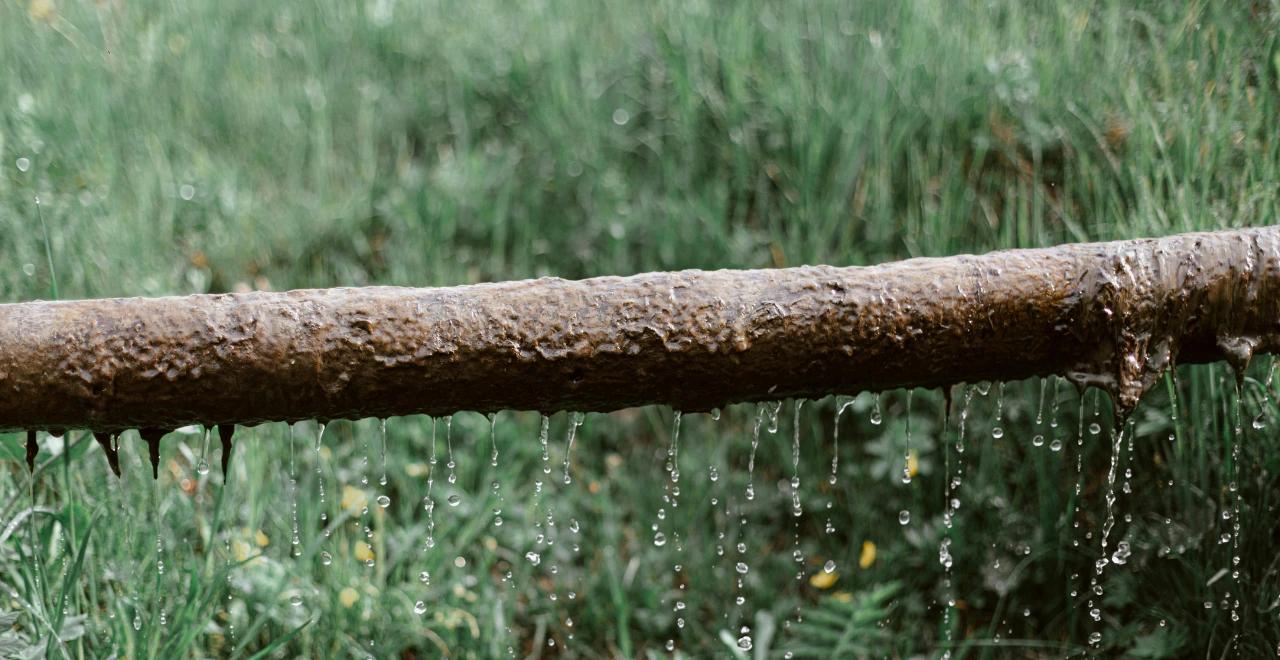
662,410,685,649
562,412,584,485
488,413,504,528
826,396,855,534
1087,416,1128,648
788,399,806,629
289,425,301,557
939,385,973,660
315,423,330,552
1229,382,1244,625
196,427,211,476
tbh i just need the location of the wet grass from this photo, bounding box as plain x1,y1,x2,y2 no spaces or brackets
0,0,1279,656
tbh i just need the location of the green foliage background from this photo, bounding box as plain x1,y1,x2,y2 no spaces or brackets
1,0,1278,656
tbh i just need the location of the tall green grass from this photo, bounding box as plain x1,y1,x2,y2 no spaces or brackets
1,0,1278,656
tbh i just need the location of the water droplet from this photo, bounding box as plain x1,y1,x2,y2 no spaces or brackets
525,552,541,565
1253,413,1266,430
870,393,882,425
653,532,667,547
899,510,911,525
1089,422,1101,435
735,562,749,574
179,184,195,201
16,157,30,172
290,595,303,607
132,615,141,631
376,495,391,508
736,635,753,650
320,551,333,566
196,459,210,475
447,494,461,507
1031,434,1044,447
1050,438,1063,452
414,601,427,615
612,108,630,125
418,570,431,584
822,560,836,573
991,426,1004,439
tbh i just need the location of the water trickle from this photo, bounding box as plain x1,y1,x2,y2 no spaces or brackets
870,392,882,425
789,400,807,625
745,403,771,501
1087,418,1129,648
991,382,1005,439
288,425,301,557
940,385,974,659
196,427,211,476
444,415,457,488
902,390,915,484
1035,378,1047,426
562,412,584,485
379,418,389,487
488,413,505,528
315,423,328,529
422,418,439,549
1229,383,1244,626
826,396,855,534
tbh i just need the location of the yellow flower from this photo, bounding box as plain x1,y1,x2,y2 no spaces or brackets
338,587,359,608
341,484,368,515
28,0,57,22
832,591,853,603
254,530,270,547
809,568,838,589
859,540,876,569
906,450,919,478
231,539,252,562
354,542,375,563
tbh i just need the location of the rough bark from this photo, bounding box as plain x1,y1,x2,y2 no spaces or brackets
0,226,1277,434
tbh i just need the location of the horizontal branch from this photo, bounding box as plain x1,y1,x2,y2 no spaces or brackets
1,226,1277,435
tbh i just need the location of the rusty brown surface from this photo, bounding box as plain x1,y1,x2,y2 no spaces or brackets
0,226,1277,434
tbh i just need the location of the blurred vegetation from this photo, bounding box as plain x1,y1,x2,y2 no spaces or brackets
1,0,1279,656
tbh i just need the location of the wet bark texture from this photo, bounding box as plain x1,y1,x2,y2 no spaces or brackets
0,226,1277,434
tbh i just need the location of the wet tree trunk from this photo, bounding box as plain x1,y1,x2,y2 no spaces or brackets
1,226,1277,434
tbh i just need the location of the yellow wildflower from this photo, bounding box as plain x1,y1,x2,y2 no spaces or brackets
338,587,359,608
809,568,838,589
906,450,919,478
231,539,252,562
354,541,374,563
832,591,853,603
28,0,56,22
341,484,368,515
254,530,270,547
859,540,876,569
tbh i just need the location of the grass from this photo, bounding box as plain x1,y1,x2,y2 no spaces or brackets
0,0,1278,656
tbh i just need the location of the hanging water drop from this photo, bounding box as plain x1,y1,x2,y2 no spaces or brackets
376,495,391,508
414,601,427,615
899,510,911,525
870,392,882,425
822,560,836,573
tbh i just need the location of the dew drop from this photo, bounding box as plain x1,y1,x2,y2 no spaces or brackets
414,601,427,615
653,532,667,547
1032,434,1044,447
289,595,303,607
320,551,332,566
899,510,911,525
447,494,461,507
376,495,391,508
822,560,836,573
